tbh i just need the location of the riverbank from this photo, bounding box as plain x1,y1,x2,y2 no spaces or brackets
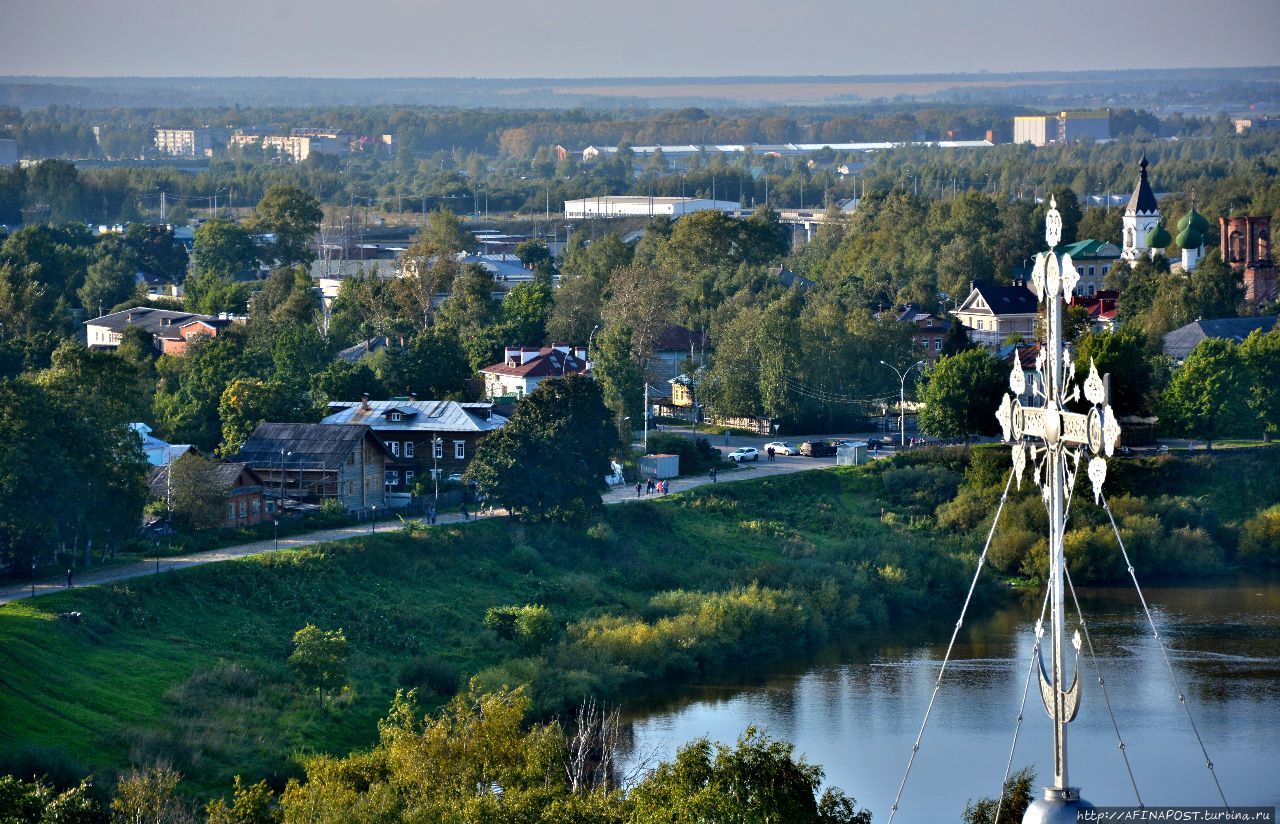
0,464,977,796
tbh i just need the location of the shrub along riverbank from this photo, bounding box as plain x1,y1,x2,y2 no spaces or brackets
1,446,1274,809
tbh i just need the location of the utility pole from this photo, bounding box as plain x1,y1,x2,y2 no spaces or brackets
643,382,650,453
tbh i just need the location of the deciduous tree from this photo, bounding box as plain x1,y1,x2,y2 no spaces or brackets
918,348,1006,438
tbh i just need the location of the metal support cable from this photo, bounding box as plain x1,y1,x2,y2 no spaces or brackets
887,469,1015,824
1063,562,1143,807
993,583,1052,824
1100,494,1229,808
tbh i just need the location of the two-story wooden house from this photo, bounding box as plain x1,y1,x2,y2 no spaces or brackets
233,422,392,513
954,282,1039,350
320,398,508,498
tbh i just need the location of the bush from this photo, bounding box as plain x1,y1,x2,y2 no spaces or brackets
484,604,558,650
880,464,962,512
1239,506,1280,568
646,432,723,475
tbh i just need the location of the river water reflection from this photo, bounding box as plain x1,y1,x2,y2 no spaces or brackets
619,582,1280,820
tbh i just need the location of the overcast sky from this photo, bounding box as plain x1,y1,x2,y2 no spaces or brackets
2,0,1278,78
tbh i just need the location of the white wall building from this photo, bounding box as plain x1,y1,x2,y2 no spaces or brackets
153,127,231,158
564,196,740,219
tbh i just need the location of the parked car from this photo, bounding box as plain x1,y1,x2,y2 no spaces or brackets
728,447,760,463
799,440,837,457
763,441,799,456
865,437,885,449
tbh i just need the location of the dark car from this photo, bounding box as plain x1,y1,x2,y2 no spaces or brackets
799,440,837,457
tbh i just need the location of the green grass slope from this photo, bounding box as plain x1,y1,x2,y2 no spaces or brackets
0,466,977,797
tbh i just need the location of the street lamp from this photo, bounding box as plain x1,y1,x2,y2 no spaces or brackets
273,519,279,552
371,505,377,534
881,359,925,448
433,436,442,505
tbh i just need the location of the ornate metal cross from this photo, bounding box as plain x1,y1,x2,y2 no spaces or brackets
994,197,1122,818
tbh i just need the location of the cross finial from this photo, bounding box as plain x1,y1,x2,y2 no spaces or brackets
1045,196,1062,248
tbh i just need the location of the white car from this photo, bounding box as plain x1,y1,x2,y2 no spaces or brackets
728,447,760,463
763,441,799,456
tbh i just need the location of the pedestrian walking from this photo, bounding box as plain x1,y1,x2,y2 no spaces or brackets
646,478,654,495
710,467,717,482
460,503,469,521
66,568,72,588
767,446,775,462
636,481,643,498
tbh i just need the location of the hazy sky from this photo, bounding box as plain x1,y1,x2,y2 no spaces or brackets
2,0,1278,78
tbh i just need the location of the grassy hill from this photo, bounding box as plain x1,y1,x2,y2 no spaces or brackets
0,464,976,797
2,447,1275,800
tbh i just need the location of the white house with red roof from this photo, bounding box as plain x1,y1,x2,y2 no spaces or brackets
480,344,589,399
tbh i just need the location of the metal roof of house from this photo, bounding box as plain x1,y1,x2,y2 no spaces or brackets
234,422,391,469
1059,239,1122,259
1162,316,1279,361
959,283,1039,316
83,306,215,334
148,461,263,499
321,400,508,433
481,348,588,379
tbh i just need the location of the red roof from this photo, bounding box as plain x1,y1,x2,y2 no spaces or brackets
481,347,589,378
1074,290,1118,324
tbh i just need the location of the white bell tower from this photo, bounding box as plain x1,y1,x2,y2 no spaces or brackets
1121,154,1161,264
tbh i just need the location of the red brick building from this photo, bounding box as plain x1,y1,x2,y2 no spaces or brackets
1221,216,1276,304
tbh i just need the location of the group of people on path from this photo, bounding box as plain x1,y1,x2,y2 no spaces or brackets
636,478,670,497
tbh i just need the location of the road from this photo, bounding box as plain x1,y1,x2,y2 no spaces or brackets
0,439,863,607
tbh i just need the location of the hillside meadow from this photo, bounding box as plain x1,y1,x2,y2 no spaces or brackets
1,447,1276,802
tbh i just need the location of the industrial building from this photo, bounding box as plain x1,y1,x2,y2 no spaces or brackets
1013,111,1110,146
564,196,741,219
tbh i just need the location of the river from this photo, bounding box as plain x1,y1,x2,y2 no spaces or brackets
618,581,1280,820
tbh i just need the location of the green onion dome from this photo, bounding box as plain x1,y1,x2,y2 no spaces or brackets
1177,207,1210,236
1175,224,1203,250
1146,222,1172,249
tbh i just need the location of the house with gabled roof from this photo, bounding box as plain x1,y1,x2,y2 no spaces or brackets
954,282,1039,349
233,422,392,512
480,345,589,400
321,398,508,495
1162,316,1279,363
148,459,268,528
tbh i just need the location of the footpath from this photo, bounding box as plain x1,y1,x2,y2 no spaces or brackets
0,454,840,606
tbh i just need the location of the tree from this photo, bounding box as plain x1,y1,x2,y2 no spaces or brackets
124,223,189,282
245,185,323,268
1186,253,1242,320
0,774,102,823
602,264,676,364
184,270,249,316
205,776,278,824
736,205,790,266
465,374,619,521
918,348,1006,438
288,624,350,707
192,219,257,278
1159,338,1248,448
153,332,251,451
962,767,1035,824
421,208,477,254
593,323,643,436
79,238,138,314
112,765,189,824
310,359,385,408
499,280,554,346
219,377,300,456
514,239,552,270
629,727,871,824
942,317,972,356
547,272,604,345
376,329,472,399
1239,329,1280,439
165,452,231,530
1074,325,1159,417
